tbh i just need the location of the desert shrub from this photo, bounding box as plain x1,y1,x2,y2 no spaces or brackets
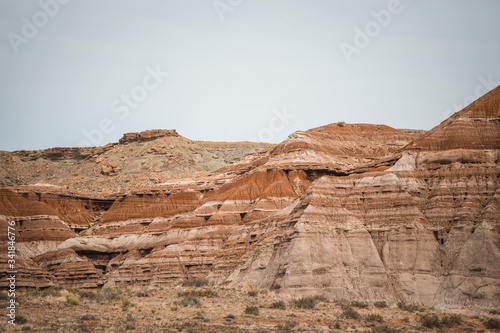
182,278,209,287
0,291,9,300
341,307,360,319
95,287,123,304
225,314,235,320
270,301,286,310
122,299,135,307
177,289,218,298
351,300,369,308
397,302,419,312
175,296,200,307
441,314,462,327
78,323,89,332
365,313,384,323
78,290,97,300
21,325,32,331
244,306,259,316
248,290,258,297
15,315,28,324
484,318,500,329
283,321,299,330
67,297,79,306
371,326,397,333
126,313,134,322
312,295,329,303
80,314,97,321
329,321,341,329
170,305,179,311
402,316,409,323
419,314,441,328
373,301,388,308
290,296,317,309
40,286,63,298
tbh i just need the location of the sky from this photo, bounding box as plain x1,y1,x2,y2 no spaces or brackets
0,0,499,151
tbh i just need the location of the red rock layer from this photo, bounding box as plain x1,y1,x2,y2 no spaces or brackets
0,87,498,312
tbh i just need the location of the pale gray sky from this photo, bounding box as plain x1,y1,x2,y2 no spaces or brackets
1,0,499,151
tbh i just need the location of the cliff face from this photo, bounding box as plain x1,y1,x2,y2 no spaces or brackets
0,87,498,312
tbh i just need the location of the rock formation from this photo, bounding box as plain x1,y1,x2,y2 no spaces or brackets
0,130,272,193
0,87,499,312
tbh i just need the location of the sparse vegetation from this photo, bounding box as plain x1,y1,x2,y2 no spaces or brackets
244,306,259,316
174,296,201,307
67,297,79,306
371,326,397,333
136,290,154,297
182,278,209,287
270,300,286,310
5,285,491,331
78,323,89,332
341,307,360,319
373,301,388,308
365,313,384,323
247,289,258,297
95,287,123,304
122,299,135,307
419,313,441,328
80,314,97,321
441,314,462,327
283,320,299,330
177,289,218,298
78,290,97,300
290,296,318,309
39,286,63,298
397,302,419,312
0,291,9,300
484,317,500,329
350,300,369,308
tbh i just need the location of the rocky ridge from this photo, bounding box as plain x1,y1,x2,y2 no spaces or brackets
0,129,272,193
0,87,499,312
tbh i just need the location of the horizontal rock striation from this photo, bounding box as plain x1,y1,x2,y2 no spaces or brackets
0,87,498,312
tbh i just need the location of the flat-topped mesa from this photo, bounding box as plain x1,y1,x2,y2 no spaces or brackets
118,129,180,144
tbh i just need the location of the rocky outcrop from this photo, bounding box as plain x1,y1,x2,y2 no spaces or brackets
0,129,273,193
118,129,179,144
0,87,498,312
